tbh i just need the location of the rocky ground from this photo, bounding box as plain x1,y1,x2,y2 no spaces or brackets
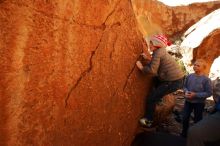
156,95,215,136
132,94,216,146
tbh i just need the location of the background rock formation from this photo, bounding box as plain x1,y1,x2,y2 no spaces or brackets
0,0,153,145
131,0,220,39
180,9,220,74
193,29,220,75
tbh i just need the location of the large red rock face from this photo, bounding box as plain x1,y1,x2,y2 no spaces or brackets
0,1,153,145
131,0,220,38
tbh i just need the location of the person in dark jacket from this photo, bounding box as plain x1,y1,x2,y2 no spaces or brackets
181,59,212,137
136,34,185,128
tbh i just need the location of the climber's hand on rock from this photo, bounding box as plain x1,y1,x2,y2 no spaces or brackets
140,53,147,59
141,53,152,61
136,61,144,70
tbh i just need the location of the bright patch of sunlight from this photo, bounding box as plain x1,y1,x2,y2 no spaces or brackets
209,56,220,80
181,8,220,50
158,0,218,6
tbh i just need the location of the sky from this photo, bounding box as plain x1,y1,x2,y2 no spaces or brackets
158,0,219,6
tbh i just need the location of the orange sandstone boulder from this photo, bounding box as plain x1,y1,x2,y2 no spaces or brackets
0,0,151,146
0,0,177,146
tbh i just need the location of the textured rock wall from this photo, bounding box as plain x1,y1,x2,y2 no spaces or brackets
193,29,220,75
131,0,220,38
0,0,153,146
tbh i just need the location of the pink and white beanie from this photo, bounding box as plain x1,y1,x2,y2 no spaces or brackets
150,34,172,48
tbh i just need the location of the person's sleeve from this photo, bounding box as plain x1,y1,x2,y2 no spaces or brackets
195,78,213,98
142,50,161,75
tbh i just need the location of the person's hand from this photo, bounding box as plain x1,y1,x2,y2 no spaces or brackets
140,53,147,59
140,53,152,61
185,91,196,99
136,61,144,70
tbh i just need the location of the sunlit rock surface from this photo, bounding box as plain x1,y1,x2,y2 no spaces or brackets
0,0,153,145
131,0,220,38
180,9,220,74
158,0,219,6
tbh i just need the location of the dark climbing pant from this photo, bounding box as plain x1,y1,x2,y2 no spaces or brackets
181,101,205,137
144,77,184,121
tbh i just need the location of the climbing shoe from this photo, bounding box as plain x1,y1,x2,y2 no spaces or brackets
139,118,153,128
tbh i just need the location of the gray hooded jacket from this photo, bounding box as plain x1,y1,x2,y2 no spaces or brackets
143,48,185,81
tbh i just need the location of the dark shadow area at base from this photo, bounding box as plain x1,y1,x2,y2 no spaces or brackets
131,132,186,146
205,140,220,146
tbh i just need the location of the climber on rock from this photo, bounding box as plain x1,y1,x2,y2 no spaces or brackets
136,34,185,129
